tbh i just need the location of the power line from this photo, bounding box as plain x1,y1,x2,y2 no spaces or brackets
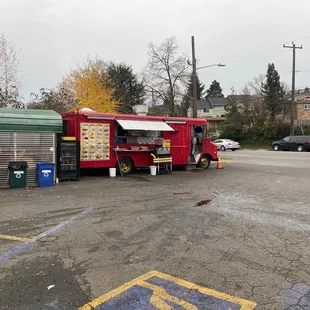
201,72,243,85
226,46,279,66
284,35,310,44
225,35,310,67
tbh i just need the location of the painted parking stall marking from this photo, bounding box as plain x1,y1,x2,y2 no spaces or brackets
0,208,94,265
80,270,256,310
0,234,31,242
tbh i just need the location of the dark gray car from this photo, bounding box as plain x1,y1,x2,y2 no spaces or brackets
272,135,310,152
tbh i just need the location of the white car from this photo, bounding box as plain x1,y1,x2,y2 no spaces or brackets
213,139,240,151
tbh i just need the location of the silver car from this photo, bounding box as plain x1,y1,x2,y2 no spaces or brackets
213,139,240,151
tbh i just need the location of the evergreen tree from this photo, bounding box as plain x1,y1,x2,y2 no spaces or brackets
187,74,205,100
262,63,285,121
180,74,205,116
221,99,244,140
206,80,224,98
107,62,145,114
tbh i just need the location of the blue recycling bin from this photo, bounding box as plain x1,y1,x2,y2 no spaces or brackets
37,163,55,187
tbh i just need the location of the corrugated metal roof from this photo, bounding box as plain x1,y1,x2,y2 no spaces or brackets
116,119,174,131
0,108,63,133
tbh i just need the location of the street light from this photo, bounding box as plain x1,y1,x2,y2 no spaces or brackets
187,60,226,71
197,63,225,70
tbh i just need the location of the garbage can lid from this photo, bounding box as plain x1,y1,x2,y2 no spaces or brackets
37,162,55,167
8,161,28,169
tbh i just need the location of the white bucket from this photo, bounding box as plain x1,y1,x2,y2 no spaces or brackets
109,168,116,177
150,166,157,176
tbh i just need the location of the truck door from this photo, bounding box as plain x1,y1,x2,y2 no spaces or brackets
162,124,189,165
191,125,203,153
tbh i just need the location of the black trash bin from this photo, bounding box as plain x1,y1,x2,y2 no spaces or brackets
8,161,28,189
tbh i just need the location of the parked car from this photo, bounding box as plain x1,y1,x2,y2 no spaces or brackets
213,139,240,151
272,135,310,152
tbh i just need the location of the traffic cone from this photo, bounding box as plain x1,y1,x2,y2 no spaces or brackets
216,157,224,169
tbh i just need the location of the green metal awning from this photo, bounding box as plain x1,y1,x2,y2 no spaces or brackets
0,108,63,133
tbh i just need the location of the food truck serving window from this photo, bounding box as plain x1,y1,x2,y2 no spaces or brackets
116,120,174,131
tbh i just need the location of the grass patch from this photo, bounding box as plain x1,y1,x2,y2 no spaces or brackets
238,140,272,150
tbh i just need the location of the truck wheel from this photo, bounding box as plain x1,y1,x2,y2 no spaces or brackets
297,144,304,152
116,157,134,175
273,144,279,151
198,154,211,169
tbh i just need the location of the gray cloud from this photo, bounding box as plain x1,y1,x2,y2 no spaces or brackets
1,0,310,100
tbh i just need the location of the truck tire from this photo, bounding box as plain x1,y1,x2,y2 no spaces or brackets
297,144,304,152
273,144,280,151
116,157,135,175
198,154,211,169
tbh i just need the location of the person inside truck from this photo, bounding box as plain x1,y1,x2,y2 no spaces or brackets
195,126,203,145
191,126,203,157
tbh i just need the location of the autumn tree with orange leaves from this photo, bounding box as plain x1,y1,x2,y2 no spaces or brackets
62,58,119,113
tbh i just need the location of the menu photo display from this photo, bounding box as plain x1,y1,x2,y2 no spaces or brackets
80,123,110,161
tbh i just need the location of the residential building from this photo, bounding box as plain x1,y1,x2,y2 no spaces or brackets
227,94,252,104
295,88,310,125
296,99,310,125
188,97,229,135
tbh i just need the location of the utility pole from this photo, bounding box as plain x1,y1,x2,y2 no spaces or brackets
283,41,303,136
191,36,197,118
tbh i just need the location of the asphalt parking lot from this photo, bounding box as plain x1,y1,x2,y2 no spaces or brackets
1,150,310,310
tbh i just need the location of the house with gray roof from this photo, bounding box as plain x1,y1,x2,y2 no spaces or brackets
188,97,229,118
227,94,252,103
188,97,229,135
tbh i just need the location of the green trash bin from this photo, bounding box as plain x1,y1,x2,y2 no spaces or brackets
8,161,28,189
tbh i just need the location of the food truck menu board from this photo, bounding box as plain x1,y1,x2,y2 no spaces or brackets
80,123,110,161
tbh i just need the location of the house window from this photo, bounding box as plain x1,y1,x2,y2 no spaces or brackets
304,104,310,110
203,108,209,113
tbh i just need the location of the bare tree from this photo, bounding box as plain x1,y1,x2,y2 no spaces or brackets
0,33,22,108
247,74,265,98
241,75,268,126
243,74,290,123
143,37,190,116
28,87,76,113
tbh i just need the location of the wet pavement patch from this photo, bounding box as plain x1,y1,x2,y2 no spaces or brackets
194,199,213,207
194,191,219,207
79,271,256,310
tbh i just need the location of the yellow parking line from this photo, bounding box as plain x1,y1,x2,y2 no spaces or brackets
79,272,157,309
221,160,230,163
151,271,256,309
0,234,31,242
138,280,198,309
79,270,256,309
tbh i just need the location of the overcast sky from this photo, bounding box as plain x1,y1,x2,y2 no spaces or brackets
1,0,310,100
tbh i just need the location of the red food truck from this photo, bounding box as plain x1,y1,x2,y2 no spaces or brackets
61,110,218,174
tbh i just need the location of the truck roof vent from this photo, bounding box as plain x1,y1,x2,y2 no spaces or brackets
80,108,95,112
133,105,148,115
